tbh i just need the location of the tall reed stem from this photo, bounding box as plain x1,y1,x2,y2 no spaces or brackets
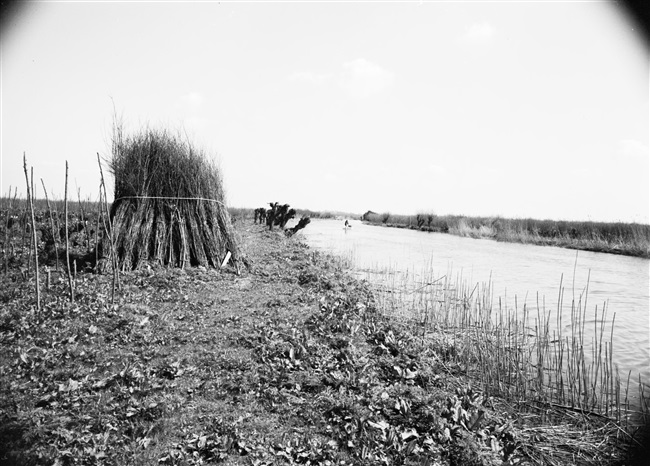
365,263,647,422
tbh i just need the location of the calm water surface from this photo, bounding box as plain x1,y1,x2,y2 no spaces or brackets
297,218,650,385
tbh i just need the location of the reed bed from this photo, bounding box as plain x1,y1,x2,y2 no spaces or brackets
364,264,649,429
296,208,360,220
362,213,650,258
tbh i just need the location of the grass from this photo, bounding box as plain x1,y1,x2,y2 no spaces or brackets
361,213,650,258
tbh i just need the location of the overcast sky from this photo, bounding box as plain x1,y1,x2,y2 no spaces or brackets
1,1,648,222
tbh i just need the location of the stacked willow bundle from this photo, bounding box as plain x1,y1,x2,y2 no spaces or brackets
107,126,240,270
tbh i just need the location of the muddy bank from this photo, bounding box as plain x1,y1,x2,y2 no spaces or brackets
0,223,642,465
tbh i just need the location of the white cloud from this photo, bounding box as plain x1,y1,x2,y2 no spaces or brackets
289,59,394,98
426,164,448,176
288,71,333,84
484,168,503,178
322,170,343,184
180,92,203,110
617,139,648,158
571,168,591,178
463,22,495,44
337,58,394,98
183,116,208,132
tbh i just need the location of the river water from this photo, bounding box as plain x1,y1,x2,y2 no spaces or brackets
297,218,650,387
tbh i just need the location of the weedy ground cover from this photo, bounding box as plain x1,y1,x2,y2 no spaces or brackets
0,218,646,465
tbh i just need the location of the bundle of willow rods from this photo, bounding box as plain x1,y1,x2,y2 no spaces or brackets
107,125,240,270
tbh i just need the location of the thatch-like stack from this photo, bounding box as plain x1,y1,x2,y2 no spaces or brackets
107,126,240,270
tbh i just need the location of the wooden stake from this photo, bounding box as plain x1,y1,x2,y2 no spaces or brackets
23,154,41,313
64,161,75,303
41,178,60,271
23,200,30,274
97,152,120,302
95,186,102,270
3,185,12,275
77,188,91,253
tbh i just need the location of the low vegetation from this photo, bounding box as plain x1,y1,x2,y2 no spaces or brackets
1,210,648,464
361,212,650,258
296,209,359,220
369,264,649,419
229,208,359,223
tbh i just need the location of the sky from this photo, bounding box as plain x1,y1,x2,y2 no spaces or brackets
1,1,648,223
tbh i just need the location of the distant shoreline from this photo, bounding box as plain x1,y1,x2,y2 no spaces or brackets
359,213,650,259
228,207,650,259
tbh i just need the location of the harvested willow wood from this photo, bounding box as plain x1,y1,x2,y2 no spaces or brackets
106,125,241,270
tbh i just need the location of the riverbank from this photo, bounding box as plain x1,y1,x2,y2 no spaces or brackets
0,223,645,465
360,213,650,259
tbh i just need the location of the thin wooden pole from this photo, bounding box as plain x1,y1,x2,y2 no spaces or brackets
3,185,12,275
22,199,29,274
23,154,41,313
50,192,62,245
10,187,18,267
41,178,60,271
97,153,120,301
64,161,75,303
95,187,102,269
77,188,91,253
